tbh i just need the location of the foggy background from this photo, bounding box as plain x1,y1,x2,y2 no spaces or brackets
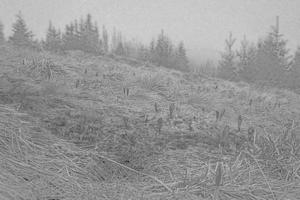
0,0,300,64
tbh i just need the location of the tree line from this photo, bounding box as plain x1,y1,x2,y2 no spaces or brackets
218,16,300,92
0,12,189,71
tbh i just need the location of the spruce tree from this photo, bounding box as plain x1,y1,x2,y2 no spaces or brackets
236,35,256,67
155,30,173,66
0,21,5,44
174,41,188,71
111,27,117,53
268,16,292,67
236,35,257,82
218,32,237,80
45,21,62,52
138,44,149,61
253,16,292,86
115,42,125,55
80,14,101,54
287,47,300,90
9,12,34,47
62,23,75,50
102,25,109,53
149,38,156,62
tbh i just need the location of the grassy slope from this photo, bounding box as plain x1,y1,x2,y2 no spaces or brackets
0,44,300,200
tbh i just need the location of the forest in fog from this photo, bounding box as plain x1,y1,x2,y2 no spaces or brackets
1,13,300,92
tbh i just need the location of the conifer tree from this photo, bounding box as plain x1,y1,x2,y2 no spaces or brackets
62,14,101,54
115,42,125,55
0,21,5,44
174,41,189,71
268,16,292,67
102,25,109,53
138,44,149,61
286,47,300,90
111,27,117,53
9,12,34,47
80,14,101,54
253,16,292,85
149,38,156,62
45,21,62,52
236,35,256,67
62,23,75,50
236,35,257,81
155,30,173,66
218,32,237,80
73,19,81,49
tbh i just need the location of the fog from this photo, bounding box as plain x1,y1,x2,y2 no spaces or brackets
0,0,300,64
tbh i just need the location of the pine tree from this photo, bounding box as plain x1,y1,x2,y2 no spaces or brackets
155,30,173,66
80,14,101,54
0,21,5,44
253,16,292,86
294,47,300,69
123,39,138,58
73,19,81,49
93,22,103,54
267,16,292,67
218,32,237,80
287,47,300,90
102,25,109,53
115,41,125,55
45,21,62,52
236,35,256,67
62,14,101,54
78,17,85,49
62,23,75,50
9,12,34,47
138,44,149,61
174,41,188,71
236,35,257,82
149,38,156,62
111,27,117,53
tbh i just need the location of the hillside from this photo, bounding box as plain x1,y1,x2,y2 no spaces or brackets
0,44,300,200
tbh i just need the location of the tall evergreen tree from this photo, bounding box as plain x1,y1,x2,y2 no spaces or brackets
45,21,62,52
102,25,109,53
174,41,188,71
267,16,292,67
236,36,256,67
111,27,117,53
138,44,149,61
236,35,257,82
149,38,156,62
294,47,300,69
115,41,125,55
218,32,237,80
73,19,81,49
0,21,5,43
80,14,101,54
61,14,101,54
9,12,34,47
286,47,300,90
252,16,292,86
155,30,173,66
62,23,76,50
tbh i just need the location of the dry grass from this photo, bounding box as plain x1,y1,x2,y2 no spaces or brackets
0,44,300,200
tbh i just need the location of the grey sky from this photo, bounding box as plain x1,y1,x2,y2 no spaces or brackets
0,0,299,62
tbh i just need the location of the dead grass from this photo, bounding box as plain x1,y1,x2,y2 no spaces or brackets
0,45,300,200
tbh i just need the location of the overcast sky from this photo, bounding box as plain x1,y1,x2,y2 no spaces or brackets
0,0,299,62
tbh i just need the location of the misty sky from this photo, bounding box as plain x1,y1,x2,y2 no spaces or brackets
0,0,299,62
